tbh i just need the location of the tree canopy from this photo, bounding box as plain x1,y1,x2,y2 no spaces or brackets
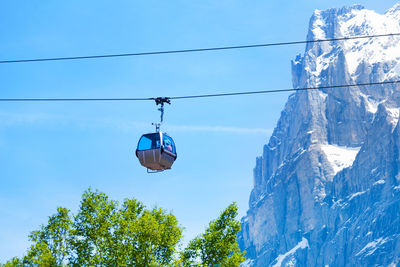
2,189,245,267
180,203,246,266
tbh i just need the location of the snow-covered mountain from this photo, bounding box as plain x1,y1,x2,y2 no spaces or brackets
239,3,400,266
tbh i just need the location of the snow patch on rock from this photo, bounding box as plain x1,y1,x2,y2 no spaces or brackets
339,8,400,78
271,238,309,267
349,190,366,201
386,107,400,127
356,237,389,256
240,259,254,267
359,93,383,114
373,180,386,186
320,144,360,175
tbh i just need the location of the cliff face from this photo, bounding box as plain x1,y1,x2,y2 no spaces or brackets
239,3,400,266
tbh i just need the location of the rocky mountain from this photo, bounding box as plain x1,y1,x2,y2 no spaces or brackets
239,3,400,266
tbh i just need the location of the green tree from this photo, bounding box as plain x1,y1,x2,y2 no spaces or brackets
6,207,72,266
1,257,23,267
180,203,246,266
2,189,245,267
68,189,183,266
68,189,118,265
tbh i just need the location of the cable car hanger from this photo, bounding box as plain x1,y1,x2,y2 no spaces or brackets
152,97,171,132
136,97,177,173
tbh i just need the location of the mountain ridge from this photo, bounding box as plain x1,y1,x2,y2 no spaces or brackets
240,2,400,266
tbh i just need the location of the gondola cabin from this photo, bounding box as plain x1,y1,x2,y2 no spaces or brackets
136,132,177,171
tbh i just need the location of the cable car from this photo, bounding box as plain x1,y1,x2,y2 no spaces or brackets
136,131,177,171
135,97,177,172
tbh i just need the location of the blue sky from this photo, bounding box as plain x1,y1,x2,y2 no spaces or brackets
1,0,399,261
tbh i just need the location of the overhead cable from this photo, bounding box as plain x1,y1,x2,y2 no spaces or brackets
1,80,399,102
169,80,400,100
0,33,399,64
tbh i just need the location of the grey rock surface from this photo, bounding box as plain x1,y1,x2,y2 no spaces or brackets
239,3,400,266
